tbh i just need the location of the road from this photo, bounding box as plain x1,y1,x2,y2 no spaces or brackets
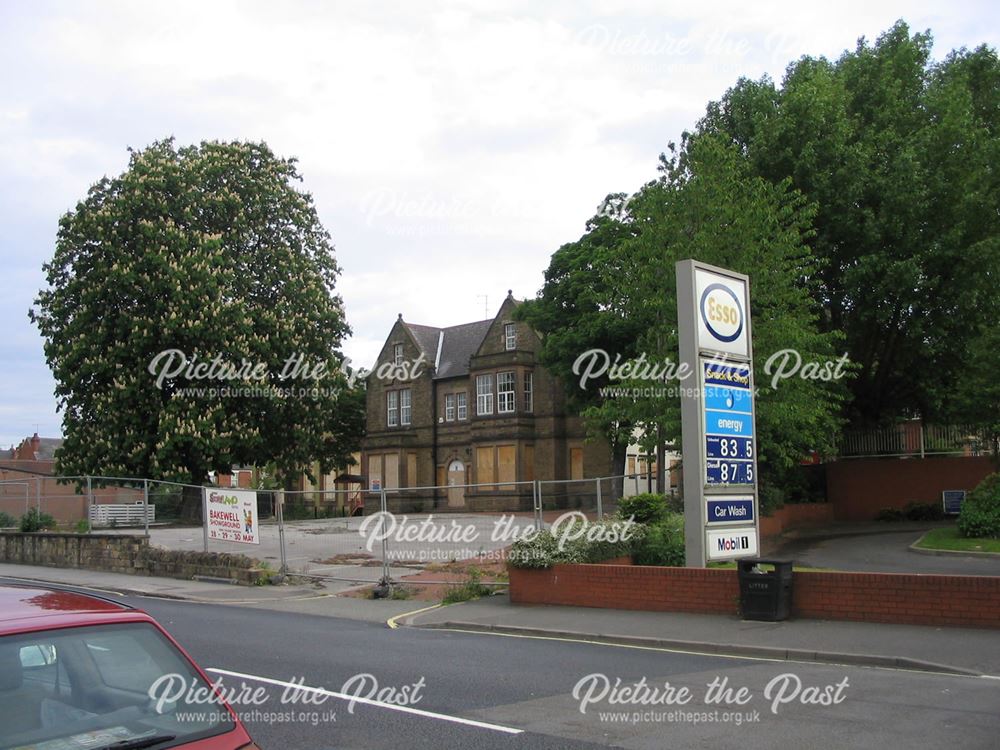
771,527,1000,575
105,595,1000,749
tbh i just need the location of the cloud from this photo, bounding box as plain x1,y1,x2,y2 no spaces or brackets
1,0,997,443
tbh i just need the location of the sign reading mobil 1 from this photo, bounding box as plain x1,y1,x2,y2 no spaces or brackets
676,259,761,566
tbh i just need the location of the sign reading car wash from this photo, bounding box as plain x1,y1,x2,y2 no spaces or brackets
676,260,760,567
204,488,259,545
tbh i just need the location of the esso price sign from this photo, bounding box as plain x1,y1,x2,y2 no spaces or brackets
695,270,749,357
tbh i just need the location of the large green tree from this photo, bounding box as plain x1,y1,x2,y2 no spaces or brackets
610,135,847,496
524,134,847,499
32,139,364,492
697,21,1000,425
516,195,647,480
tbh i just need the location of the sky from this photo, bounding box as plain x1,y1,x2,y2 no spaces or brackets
1,0,997,448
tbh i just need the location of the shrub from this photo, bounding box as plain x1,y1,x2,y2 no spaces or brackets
0,511,17,528
442,569,492,604
508,517,645,569
876,507,905,522
632,513,685,566
958,473,1000,539
617,493,669,525
20,508,57,532
758,485,785,517
903,502,944,522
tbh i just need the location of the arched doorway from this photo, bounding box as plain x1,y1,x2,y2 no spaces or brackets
447,459,465,508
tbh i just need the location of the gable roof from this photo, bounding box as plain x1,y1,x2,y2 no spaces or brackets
436,320,494,379
401,319,494,380
403,323,441,362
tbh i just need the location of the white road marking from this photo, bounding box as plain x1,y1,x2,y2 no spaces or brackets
206,667,524,735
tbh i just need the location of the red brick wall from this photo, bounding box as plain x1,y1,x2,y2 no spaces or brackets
759,503,835,539
510,563,737,615
509,562,1000,628
826,456,995,521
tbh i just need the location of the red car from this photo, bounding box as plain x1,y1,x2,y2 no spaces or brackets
0,584,260,750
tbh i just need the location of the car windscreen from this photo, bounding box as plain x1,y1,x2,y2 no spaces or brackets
0,621,236,750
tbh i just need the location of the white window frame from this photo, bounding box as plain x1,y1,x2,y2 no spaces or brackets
497,371,516,414
445,393,455,421
476,375,494,415
456,392,468,420
504,323,516,350
387,390,399,427
393,343,404,366
523,371,533,413
400,388,412,426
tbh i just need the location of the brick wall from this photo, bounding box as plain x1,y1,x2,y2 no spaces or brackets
0,532,267,584
826,456,995,521
759,503,835,539
509,561,1000,628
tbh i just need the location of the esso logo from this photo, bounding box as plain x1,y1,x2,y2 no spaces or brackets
700,283,743,343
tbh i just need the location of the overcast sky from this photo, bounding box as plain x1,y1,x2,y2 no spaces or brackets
1,0,997,448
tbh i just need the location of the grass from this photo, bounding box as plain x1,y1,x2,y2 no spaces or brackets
915,526,1000,554
442,568,493,604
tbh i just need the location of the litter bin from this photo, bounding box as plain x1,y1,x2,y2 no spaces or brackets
737,558,793,621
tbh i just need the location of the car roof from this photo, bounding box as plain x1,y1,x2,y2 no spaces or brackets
0,584,150,636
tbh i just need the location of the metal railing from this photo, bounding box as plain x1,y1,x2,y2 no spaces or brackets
837,422,993,459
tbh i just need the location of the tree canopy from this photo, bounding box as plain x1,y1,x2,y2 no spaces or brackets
32,139,364,485
697,21,1000,425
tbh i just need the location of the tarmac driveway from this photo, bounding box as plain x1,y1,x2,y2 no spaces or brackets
769,523,1000,575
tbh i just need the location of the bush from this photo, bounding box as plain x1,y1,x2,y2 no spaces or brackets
0,511,17,528
632,513,685,567
617,493,669,525
958,474,1000,539
20,508,57,532
876,507,905,522
508,517,645,569
903,502,944,522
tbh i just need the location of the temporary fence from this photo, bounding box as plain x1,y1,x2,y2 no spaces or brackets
0,471,679,589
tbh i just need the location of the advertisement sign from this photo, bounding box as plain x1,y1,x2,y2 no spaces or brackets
204,488,259,545
706,526,759,561
703,361,756,487
677,259,761,566
695,269,750,357
706,497,755,525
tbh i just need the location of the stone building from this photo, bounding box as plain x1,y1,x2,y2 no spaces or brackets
361,293,613,512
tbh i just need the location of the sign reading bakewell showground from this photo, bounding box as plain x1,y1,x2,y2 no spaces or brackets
676,260,760,567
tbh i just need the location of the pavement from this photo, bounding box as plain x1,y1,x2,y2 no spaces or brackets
3,557,1000,680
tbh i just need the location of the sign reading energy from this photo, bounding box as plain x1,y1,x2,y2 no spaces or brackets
677,260,761,566
704,362,755,486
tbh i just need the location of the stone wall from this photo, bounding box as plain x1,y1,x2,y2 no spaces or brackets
0,532,267,585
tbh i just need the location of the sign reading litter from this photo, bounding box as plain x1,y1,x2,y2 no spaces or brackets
204,488,259,545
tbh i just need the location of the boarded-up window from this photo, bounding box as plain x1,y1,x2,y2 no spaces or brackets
368,454,382,490
476,446,495,489
627,456,636,475
497,445,516,490
384,453,399,490
524,445,534,483
407,452,417,489
570,447,584,481
436,464,446,488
